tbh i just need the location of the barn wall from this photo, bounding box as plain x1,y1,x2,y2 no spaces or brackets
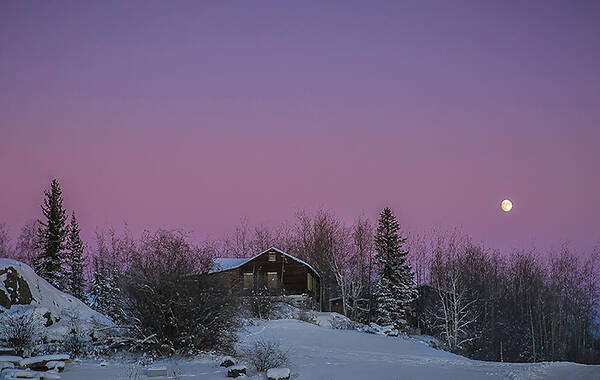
212,249,321,304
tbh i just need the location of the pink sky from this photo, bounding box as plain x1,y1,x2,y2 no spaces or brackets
1,1,599,254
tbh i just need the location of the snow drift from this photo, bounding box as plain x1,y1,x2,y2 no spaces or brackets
0,259,112,340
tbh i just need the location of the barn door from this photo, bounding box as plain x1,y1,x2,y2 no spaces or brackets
267,272,278,289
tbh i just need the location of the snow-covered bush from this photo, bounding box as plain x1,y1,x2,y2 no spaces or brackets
296,309,317,324
329,314,361,330
62,314,89,357
239,338,289,372
244,287,280,319
123,230,240,355
360,322,399,336
0,310,41,356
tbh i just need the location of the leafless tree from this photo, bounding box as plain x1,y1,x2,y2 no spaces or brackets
352,216,374,322
252,224,275,252
5,220,42,266
0,223,11,258
418,228,600,364
222,217,252,258
432,271,478,352
0,311,40,356
328,225,352,316
407,228,436,287
296,209,345,313
124,230,239,355
239,338,289,372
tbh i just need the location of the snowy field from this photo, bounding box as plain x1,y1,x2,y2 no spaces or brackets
59,319,600,380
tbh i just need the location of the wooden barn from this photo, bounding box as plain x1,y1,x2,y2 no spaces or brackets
210,247,322,310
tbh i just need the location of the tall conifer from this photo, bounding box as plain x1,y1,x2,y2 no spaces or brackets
35,179,68,289
65,211,86,300
373,207,418,331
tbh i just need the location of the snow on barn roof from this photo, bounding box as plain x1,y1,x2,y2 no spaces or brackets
210,247,320,278
211,258,248,272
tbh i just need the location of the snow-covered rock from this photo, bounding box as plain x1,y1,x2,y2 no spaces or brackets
219,356,236,367
1,368,61,379
227,365,247,378
45,361,65,372
0,259,112,341
19,354,70,367
267,367,291,380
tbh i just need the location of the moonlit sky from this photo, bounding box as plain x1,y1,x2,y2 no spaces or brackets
1,1,599,254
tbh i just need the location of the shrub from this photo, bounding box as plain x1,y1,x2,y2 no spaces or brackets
239,338,289,372
329,315,361,330
297,309,317,324
0,311,39,356
63,314,88,357
124,230,240,355
244,287,279,319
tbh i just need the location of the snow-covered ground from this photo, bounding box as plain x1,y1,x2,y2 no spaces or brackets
3,259,597,379
58,318,600,380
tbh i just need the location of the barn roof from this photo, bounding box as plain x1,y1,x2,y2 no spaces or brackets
211,258,248,272
210,247,320,278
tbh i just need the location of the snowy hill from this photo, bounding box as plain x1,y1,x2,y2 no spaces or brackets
236,319,600,379
57,318,600,379
0,259,112,340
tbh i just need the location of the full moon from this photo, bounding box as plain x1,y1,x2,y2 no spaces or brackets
501,199,513,212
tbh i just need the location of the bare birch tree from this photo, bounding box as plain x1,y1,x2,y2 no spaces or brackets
432,271,478,352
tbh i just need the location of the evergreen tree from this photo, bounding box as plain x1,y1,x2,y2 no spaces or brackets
89,256,111,316
35,179,68,289
373,207,418,332
88,235,123,322
65,211,86,300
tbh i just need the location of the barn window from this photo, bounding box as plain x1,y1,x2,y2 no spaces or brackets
243,273,253,290
307,273,313,291
267,272,278,289
268,252,276,262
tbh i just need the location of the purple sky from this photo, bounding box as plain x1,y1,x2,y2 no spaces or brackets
1,1,599,254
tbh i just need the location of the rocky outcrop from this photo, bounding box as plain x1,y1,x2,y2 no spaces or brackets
227,365,247,377
0,259,112,341
220,356,236,367
0,267,33,310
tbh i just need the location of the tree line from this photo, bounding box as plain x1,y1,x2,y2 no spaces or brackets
413,229,600,364
0,179,598,363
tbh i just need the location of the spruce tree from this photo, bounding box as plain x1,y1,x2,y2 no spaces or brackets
35,179,68,290
89,236,123,322
65,211,86,300
89,256,110,315
373,207,418,332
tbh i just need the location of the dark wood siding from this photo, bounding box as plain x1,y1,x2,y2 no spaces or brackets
211,248,321,304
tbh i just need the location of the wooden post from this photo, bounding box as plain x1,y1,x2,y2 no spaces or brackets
281,254,285,290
